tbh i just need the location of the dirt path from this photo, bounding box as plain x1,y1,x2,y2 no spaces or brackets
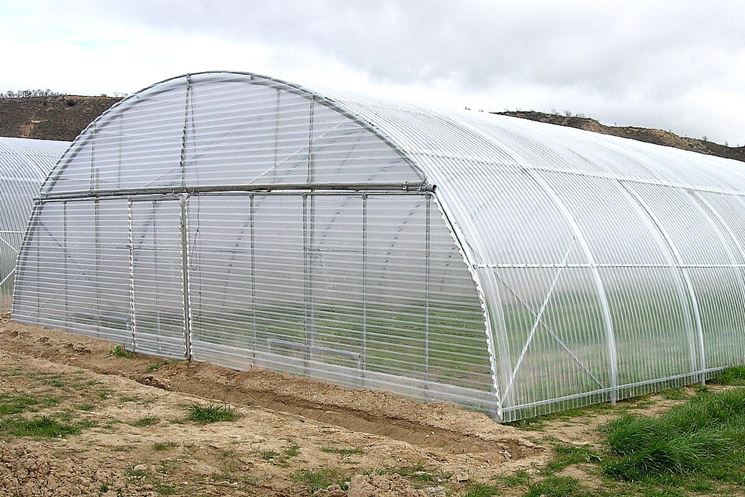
0,316,546,496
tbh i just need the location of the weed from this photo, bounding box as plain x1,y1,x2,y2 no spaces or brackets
154,483,177,495
186,403,239,424
496,469,531,487
147,360,169,373
99,484,110,493
464,483,500,497
76,403,94,412
110,345,133,358
131,415,160,427
716,366,745,386
321,446,364,458
283,442,300,458
153,441,178,451
293,469,347,493
260,450,280,461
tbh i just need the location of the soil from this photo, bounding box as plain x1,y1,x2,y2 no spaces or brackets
0,314,546,496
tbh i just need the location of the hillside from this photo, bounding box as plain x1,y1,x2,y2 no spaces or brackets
497,110,745,164
1,95,743,165
0,95,121,141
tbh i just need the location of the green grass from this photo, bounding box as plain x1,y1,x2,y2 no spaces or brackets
716,366,745,386
186,403,239,424
153,441,178,451
602,388,745,485
321,446,364,458
660,388,689,401
293,468,347,493
0,415,84,438
463,483,501,497
131,415,160,427
543,443,601,473
147,359,170,373
110,345,134,358
523,476,588,497
0,393,60,415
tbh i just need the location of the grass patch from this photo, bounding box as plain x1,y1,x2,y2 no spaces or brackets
321,446,364,458
131,415,160,427
660,388,689,401
496,469,531,487
0,415,84,438
716,366,745,386
146,359,169,373
543,443,601,473
293,469,347,493
154,483,177,495
464,482,501,497
523,476,588,497
602,388,745,485
153,441,178,451
260,449,280,461
0,393,59,415
110,345,134,358
186,403,239,424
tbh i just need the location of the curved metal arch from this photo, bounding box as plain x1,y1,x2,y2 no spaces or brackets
41,71,430,196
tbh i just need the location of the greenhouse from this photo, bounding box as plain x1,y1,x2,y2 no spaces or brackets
12,71,745,421
0,137,69,310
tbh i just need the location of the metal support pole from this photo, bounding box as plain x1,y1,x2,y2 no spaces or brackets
127,199,137,351
303,194,311,374
94,169,102,338
63,201,69,330
424,194,431,397
361,194,368,385
152,201,162,351
249,194,257,364
179,194,193,360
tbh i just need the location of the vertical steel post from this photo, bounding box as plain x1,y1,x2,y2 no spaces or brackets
63,201,69,330
361,193,368,385
127,199,137,351
302,193,311,374
424,195,431,397
152,201,162,351
249,194,257,364
94,170,102,338
180,194,193,361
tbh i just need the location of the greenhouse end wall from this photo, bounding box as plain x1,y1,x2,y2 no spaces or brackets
0,137,69,310
12,71,745,421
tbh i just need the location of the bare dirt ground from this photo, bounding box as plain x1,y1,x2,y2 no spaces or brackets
0,315,551,496
1,314,716,497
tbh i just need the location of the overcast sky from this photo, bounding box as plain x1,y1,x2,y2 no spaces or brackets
1,0,744,145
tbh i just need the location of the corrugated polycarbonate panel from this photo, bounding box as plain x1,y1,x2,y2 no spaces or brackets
0,137,68,310
186,192,493,409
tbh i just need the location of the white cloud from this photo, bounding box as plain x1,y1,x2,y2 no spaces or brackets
1,0,744,145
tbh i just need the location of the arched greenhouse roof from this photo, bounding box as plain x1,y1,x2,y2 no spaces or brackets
15,72,745,421
0,137,69,309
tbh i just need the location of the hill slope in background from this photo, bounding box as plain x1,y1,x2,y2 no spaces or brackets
1,95,743,164
497,110,745,164
0,95,121,141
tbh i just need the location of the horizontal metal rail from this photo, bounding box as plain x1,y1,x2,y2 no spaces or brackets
38,182,434,202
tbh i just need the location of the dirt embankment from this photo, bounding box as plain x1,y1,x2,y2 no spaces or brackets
0,315,545,497
0,95,120,141
498,110,745,164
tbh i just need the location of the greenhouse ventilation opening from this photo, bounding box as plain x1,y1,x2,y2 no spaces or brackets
12,71,745,421
0,137,69,310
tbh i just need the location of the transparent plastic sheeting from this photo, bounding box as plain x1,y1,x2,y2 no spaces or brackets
0,137,69,310
12,72,745,421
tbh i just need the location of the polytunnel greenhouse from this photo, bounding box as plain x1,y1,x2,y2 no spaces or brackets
12,71,745,421
0,137,69,310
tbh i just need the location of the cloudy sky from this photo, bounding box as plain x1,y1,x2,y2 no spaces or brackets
1,0,744,145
